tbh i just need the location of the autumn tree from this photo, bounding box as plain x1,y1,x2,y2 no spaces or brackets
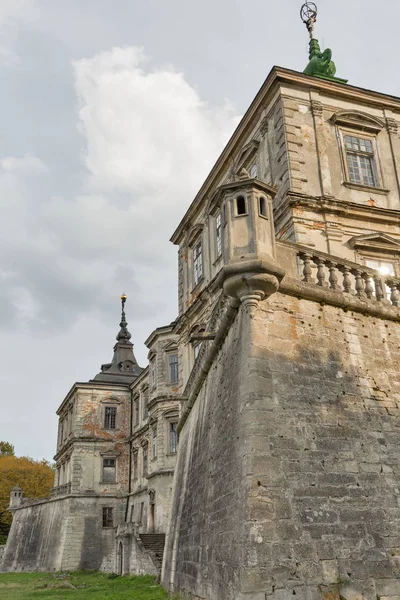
0,442,15,457
0,454,54,544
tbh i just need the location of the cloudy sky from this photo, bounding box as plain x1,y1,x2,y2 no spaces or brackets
0,0,398,460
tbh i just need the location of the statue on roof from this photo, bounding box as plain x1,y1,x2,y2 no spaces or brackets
304,39,336,78
300,2,347,84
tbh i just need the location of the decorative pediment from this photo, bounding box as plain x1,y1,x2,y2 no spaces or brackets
100,396,121,404
187,223,204,247
236,140,260,173
331,110,385,133
163,340,178,352
162,408,179,421
348,233,400,253
100,449,121,458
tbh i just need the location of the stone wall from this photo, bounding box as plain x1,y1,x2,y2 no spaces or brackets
163,291,400,600
2,495,125,573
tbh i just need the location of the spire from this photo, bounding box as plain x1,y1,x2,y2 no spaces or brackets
300,2,348,84
91,294,143,384
116,293,132,342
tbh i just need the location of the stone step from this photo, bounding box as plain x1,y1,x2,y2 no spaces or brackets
139,533,166,572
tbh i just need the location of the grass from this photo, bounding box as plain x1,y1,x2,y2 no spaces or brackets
0,572,171,600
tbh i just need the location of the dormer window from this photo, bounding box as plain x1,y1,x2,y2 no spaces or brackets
193,240,203,287
344,135,378,187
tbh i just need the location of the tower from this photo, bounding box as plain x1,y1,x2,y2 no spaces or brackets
163,4,400,600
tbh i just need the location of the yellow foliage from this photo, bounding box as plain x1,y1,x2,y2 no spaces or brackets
0,456,54,529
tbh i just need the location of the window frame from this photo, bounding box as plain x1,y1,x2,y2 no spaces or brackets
152,427,157,459
102,507,114,528
234,195,248,217
192,239,203,288
142,445,148,476
102,457,117,484
168,353,179,384
133,451,138,481
338,128,385,192
104,405,117,430
169,422,178,455
215,211,223,260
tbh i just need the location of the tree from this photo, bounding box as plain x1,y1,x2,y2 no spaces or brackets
0,442,15,457
0,455,54,544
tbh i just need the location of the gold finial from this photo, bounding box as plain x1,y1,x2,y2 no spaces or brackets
121,293,127,302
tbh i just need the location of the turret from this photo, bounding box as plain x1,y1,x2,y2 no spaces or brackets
9,486,23,510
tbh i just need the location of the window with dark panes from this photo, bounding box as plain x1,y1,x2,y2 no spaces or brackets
216,212,222,258
135,398,139,425
193,240,203,287
102,507,114,528
102,458,116,483
104,406,117,429
151,361,156,388
143,446,148,476
169,354,179,384
143,390,148,420
170,423,178,454
152,427,157,458
344,135,378,187
133,452,138,481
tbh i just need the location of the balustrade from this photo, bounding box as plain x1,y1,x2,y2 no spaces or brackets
298,251,400,307
50,482,72,497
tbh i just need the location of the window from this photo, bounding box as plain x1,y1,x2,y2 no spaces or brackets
130,504,135,523
236,196,247,216
365,259,395,277
344,135,378,187
139,502,144,524
135,398,139,425
169,354,179,384
259,197,267,217
142,446,148,476
102,507,114,528
193,342,201,360
250,163,258,178
143,391,148,420
151,361,157,388
133,452,138,481
104,406,117,430
152,427,157,459
193,240,203,287
102,458,116,483
215,212,222,258
170,423,178,454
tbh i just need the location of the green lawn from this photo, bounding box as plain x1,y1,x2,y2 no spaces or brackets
0,572,172,600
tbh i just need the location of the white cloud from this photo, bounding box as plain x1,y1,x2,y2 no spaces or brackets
0,0,38,65
0,46,240,336
0,154,48,175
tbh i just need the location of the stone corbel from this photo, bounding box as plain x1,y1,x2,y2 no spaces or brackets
221,257,285,318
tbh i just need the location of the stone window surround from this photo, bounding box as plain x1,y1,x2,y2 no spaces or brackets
100,450,120,485
349,233,400,278
102,506,114,528
187,224,205,292
163,410,179,455
332,111,388,194
101,398,121,431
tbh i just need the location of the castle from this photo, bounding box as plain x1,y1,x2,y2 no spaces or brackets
3,4,400,599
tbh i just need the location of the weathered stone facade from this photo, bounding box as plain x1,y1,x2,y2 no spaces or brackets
4,52,400,600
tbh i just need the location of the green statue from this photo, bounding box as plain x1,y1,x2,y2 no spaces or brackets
304,38,336,79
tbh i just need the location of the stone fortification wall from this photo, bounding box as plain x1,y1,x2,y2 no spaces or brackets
2,496,124,573
164,291,400,600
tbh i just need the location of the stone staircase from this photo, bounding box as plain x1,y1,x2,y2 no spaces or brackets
139,533,166,571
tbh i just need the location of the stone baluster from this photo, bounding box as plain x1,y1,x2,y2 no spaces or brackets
327,262,340,291
363,274,374,300
340,265,353,294
300,253,315,283
388,281,400,307
313,256,327,287
352,269,365,299
374,276,384,303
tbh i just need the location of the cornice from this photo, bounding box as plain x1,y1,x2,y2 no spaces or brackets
170,66,400,246
275,193,400,227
